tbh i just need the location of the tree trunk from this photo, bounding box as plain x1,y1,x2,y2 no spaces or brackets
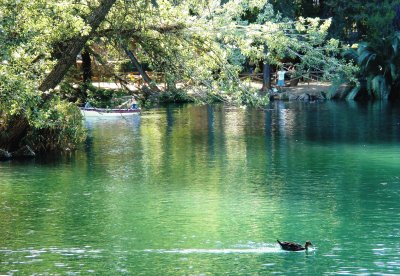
151,0,159,8
82,47,92,84
38,0,117,92
123,46,161,92
81,47,92,101
261,44,271,92
0,116,30,152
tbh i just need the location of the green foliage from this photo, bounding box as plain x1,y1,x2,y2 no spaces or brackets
158,89,195,104
0,66,40,118
86,0,355,106
0,0,90,152
26,98,86,152
345,33,400,100
270,0,322,19
86,85,118,108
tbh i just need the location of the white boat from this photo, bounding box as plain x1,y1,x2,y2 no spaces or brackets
80,107,140,117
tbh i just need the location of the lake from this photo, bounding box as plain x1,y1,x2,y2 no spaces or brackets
1,101,400,275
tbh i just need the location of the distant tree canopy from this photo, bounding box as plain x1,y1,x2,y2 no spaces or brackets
1,0,354,103
271,0,400,42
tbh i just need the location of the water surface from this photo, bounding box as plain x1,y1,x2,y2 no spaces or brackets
1,102,400,274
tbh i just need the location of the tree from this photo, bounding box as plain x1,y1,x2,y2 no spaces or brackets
0,0,117,154
38,0,117,92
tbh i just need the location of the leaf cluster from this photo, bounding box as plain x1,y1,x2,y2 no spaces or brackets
345,32,400,100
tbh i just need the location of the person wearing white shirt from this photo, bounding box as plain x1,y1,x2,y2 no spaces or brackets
276,68,286,91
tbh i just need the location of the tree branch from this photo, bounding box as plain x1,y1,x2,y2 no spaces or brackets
39,0,117,92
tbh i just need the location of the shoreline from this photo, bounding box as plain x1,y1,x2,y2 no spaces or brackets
89,80,348,103
270,82,335,101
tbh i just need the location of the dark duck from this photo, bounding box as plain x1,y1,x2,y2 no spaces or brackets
277,240,313,251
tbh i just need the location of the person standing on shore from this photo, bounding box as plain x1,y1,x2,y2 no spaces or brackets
276,67,286,92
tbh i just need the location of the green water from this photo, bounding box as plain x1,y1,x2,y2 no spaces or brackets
1,102,400,275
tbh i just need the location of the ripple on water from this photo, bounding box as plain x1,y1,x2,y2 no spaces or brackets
141,243,316,254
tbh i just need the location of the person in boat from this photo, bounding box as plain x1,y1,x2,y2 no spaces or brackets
130,97,137,109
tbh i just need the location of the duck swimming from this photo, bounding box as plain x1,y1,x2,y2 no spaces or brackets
277,240,313,251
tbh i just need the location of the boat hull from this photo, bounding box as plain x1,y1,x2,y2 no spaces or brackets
80,108,140,117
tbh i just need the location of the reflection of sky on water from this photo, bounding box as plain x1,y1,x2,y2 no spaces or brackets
83,114,141,131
